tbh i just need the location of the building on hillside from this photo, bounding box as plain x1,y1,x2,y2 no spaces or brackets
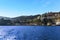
41,12,60,25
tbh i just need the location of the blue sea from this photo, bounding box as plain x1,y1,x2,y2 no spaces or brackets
0,26,60,40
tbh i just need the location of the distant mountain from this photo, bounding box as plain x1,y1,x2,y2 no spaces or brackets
0,14,41,21
0,16,11,20
12,15,41,21
0,14,41,25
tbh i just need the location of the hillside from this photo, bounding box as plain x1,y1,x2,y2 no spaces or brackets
0,12,60,26
0,15,41,25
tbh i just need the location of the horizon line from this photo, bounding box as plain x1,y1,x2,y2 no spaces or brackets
0,11,60,18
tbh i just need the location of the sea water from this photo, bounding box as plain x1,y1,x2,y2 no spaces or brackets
0,26,60,40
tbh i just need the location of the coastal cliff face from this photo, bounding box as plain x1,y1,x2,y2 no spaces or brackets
42,12,60,25
0,12,60,26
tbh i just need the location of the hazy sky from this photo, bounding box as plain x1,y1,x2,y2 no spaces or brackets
0,0,60,17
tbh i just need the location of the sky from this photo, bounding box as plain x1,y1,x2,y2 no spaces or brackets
0,0,60,17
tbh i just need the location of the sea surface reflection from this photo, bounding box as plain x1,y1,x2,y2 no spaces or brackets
0,26,60,40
